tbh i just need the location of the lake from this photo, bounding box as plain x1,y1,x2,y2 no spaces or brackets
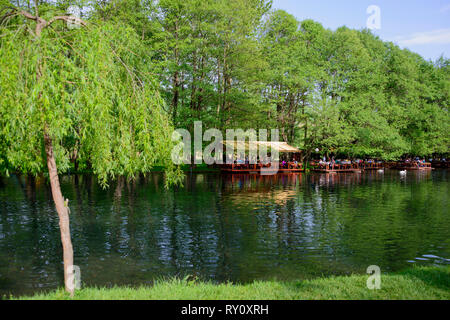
0,170,449,296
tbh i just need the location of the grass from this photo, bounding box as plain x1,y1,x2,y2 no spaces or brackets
14,266,450,300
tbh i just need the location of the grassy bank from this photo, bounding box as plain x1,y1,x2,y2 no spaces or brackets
16,266,450,300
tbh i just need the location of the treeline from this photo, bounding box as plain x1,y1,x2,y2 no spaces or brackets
2,0,450,164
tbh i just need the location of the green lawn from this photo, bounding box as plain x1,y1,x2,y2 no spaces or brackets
15,266,450,300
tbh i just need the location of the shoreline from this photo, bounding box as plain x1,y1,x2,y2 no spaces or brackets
11,266,450,300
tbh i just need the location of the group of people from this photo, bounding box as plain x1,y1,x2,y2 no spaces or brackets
317,157,381,170
281,160,301,169
404,158,429,168
233,155,272,166
231,155,303,168
318,157,336,170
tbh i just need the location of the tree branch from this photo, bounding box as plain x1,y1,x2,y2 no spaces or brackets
0,6,46,33
1,6,87,35
46,16,87,28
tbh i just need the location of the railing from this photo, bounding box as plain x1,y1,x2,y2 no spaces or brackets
431,161,449,168
222,162,303,171
363,162,381,168
314,162,359,170
311,161,383,170
394,161,432,169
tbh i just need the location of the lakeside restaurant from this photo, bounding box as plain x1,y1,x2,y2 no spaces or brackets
219,140,303,173
311,159,385,173
312,159,362,173
217,140,438,174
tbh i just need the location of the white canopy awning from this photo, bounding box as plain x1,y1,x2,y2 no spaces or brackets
221,140,301,153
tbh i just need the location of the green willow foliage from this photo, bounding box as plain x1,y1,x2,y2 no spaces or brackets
0,16,182,185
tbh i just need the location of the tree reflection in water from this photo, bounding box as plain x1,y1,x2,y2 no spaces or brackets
0,170,448,296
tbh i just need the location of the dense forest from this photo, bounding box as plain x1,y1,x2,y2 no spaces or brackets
1,0,449,177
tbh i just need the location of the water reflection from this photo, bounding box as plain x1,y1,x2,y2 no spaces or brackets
0,170,448,296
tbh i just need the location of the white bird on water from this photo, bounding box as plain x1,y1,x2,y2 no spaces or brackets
399,170,407,175
377,169,384,173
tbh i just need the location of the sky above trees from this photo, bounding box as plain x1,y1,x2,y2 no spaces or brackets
272,0,450,61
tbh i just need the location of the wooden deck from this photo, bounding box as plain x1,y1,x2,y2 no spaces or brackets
431,161,450,169
312,163,362,173
361,163,384,170
312,168,362,173
220,163,303,174
392,166,432,171
220,160,438,174
391,163,433,170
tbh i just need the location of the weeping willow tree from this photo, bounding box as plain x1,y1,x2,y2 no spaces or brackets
0,4,182,294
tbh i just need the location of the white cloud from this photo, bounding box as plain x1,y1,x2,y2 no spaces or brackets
395,29,450,46
440,4,450,13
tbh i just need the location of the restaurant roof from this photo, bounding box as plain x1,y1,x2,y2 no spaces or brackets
221,140,301,153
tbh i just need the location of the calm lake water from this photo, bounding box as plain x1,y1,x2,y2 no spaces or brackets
0,170,449,296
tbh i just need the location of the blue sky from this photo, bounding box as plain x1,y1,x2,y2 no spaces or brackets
272,0,450,61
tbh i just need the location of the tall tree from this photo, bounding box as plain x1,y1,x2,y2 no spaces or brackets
0,1,181,294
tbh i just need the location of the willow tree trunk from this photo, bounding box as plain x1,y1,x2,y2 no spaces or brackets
44,131,74,295
31,3,76,295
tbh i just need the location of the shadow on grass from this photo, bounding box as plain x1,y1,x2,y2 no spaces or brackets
402,266,450,291
274,266,450,300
